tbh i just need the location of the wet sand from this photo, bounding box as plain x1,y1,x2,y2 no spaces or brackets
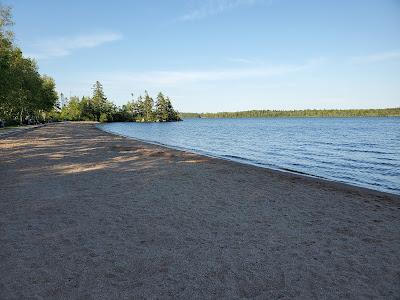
0,122,399,299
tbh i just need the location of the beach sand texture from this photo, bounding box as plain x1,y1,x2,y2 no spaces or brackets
0,122,399,299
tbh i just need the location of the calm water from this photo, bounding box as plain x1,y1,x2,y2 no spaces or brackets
99,118,400,195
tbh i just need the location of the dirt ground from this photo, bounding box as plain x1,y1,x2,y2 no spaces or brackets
0,122,399,299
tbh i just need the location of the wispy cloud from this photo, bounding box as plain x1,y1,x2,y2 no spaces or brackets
225,57,259,64
90,57,324,88
26,31,123,59
352,50,400,64
57,57,325,108
178,0,260,21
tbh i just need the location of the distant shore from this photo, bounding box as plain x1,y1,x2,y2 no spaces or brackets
1,122,399,298
180,107,400,119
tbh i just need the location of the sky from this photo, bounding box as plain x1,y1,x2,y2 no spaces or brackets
5,0,400,112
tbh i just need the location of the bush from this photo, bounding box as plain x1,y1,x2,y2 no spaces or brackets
99,113,108,122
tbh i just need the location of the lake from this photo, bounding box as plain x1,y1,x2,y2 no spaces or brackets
99,117,400,195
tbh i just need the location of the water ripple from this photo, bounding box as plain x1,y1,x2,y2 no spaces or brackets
99,117,400,195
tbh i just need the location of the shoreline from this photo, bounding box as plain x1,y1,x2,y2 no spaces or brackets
0,123,48,138
1,122,399,298
97,123,400,198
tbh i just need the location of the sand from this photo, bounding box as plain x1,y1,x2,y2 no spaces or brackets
0,122,399,299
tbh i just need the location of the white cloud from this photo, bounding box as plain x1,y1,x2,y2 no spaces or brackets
225,57,257,64
178,0,260,21
352,50,400,64
85,57,324,88
56,57,329,109
26,31,123,59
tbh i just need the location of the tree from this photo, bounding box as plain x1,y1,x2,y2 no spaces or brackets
134,96,145,121
155,92,168,122
142,91,154,122
0,5,58,125
80,96,96,121
40,75,58,112
61,96,82,120
91,81,109,121
0,5,16,122
164,97,180,121
8,49,42,124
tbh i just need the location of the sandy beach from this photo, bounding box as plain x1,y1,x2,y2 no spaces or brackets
0,122,399,299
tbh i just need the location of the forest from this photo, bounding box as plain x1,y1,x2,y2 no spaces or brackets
180,108,400,119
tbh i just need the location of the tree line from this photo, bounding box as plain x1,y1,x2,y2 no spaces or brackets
180,108,400,119
60,82,181,122
0,5,58,125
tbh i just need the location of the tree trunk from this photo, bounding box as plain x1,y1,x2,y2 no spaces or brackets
19,110,23,125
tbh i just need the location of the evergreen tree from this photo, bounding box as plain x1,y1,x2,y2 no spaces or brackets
134,95,145,121
91,81,108,121
165,97,180,121
155,92,168,122
80,96,96,121
143,91,154,122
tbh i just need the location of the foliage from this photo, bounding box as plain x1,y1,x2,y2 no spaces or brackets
60,88,181,123
155,92,180,122
180,108,400,119
60,96,82,121
91,81,113,121
0,5,59,125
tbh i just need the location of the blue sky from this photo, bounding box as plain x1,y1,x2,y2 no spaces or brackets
6,0,400,112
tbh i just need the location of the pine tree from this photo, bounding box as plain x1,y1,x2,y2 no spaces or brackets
91,81,110,121
134,95,145,121
165,97,180,121
143,91,154,122
91,81,105,120
155,92,168,122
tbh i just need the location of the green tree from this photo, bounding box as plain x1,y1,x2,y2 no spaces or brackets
0,5,16,122
61,96,82,120
80,96,96,121
134,96,145,121
0,5,58,125
142,91,154,122
39,75,59,115
155,92,168,122
122,95,139,121
91,81,109,121
164,97,180,121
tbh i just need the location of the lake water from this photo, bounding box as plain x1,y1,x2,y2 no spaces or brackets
99,118,400,195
